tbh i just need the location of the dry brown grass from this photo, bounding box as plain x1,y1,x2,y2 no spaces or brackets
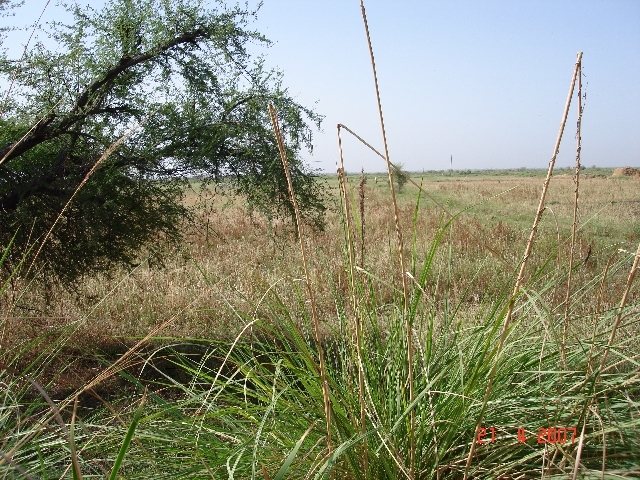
2,173,638,382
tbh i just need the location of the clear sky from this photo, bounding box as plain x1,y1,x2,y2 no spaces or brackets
3,1,640,173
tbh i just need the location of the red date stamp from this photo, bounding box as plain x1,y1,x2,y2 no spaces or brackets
477,426,577,445
536,427,577,444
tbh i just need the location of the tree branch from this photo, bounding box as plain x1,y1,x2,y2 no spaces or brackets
0,28,209,164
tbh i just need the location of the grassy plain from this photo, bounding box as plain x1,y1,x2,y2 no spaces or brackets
4,168,636,348
1,168,639,478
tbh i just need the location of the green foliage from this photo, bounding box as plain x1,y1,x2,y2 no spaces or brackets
393,162,409,193
0,0,325,284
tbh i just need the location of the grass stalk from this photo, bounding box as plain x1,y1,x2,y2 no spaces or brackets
357,3,413,470
359,168,366,270
596,252,616,313
70,396,81,480
268,103,333,463
562,56,583,364
356,4,410,314
337,128,368,476
463,51,583,480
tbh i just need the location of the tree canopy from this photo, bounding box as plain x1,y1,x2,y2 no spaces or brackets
0,0,325,284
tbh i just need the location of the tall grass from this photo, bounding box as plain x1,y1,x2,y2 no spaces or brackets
358,0,415,471
464,51,584,478
2,164,639,478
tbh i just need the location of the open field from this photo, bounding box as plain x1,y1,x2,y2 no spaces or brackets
3,169,637,348
1,169,639,478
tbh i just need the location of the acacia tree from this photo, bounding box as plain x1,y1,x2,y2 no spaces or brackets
0,0,325,284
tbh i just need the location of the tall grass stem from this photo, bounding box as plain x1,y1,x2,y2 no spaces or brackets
464,51,583,480
562,56,583,364
336,127,368,475
268,103,333,463
359,2,414,475
359,168,366,270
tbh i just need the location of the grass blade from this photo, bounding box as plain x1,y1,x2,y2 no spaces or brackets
108,390,147,480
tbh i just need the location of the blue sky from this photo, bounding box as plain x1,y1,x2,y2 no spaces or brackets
252,0,640,173
3,0,639,173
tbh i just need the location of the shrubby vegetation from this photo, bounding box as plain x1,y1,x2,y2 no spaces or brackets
0,0,325,285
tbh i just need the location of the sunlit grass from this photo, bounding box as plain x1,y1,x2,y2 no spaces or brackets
1,170,639,478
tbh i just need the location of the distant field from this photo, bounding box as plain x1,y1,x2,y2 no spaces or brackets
4,169,637,353
335,166,616,179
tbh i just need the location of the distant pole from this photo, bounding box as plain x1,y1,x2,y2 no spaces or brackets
450,154,452,176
